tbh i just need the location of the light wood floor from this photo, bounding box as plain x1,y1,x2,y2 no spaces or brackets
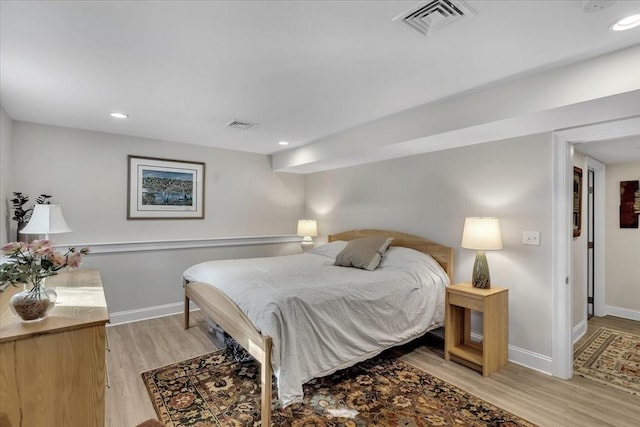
105,314,639,427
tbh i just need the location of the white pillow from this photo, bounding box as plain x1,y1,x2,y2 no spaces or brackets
379,246,450,285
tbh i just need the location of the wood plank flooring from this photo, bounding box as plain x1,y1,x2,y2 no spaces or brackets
105,314,639,426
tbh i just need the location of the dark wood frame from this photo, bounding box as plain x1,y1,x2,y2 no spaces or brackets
573,166,582,237
127,155,205,220
183,229,454,425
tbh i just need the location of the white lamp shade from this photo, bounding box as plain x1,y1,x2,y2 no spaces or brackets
461,217,503,251
20,204,72,235
297,219,318,237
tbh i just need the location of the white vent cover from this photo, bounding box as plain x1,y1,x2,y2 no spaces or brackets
227,119,256,130
393,0,475,37
581,1,617,13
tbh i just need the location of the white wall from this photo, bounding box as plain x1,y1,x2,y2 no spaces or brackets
11,122,304,243
9,121,305,319
305,133,554,368
274,45,640,173
605,161,640,318
0,108,12,245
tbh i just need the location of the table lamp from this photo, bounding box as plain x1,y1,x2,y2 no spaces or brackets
461,217,502,289
297,219,318,250
20,204,72,240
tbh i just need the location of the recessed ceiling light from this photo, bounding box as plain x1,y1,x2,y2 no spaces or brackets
278,141,289,146
110,112,129,119
611,14,640,31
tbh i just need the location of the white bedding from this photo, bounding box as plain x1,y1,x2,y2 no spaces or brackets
183,242,449,406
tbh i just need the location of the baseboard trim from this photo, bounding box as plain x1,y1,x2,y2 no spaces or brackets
572,319,587,344
467,332,552,375
108,302,200,325
604,305,640,321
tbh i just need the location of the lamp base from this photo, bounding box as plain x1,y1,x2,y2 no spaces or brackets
472,250,491,289
300,237,314,253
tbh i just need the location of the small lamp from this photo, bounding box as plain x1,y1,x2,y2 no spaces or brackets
461,217,502,289
297,219,318,250
20,204,72,240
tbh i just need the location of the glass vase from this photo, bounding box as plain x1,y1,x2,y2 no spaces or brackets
9,280,57,322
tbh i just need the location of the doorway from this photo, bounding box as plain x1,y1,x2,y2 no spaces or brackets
552,116,640,379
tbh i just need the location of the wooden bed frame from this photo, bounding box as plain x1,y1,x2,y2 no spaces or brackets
183,229,453,426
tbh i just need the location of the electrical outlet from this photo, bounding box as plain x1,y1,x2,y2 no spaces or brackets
523,231,541,246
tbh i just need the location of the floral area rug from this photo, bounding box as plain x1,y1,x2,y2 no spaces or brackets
142,349,536,426
573,327,640,395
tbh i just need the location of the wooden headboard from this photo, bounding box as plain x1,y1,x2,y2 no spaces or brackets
328,229,454,283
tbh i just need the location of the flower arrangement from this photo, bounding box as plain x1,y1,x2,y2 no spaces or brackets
0,240,90,292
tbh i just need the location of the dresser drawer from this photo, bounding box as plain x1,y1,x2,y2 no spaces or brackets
448,292,483,311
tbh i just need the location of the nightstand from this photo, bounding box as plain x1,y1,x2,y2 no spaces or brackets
445,282,508,376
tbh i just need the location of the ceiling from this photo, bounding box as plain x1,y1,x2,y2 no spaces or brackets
1,0,640,155
576,135,640,164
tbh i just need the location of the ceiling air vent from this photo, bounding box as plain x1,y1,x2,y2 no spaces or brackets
393,0,475,37
227,119,256,130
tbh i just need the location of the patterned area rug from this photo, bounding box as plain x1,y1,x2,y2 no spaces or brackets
142,349,536,426
574,327,640,395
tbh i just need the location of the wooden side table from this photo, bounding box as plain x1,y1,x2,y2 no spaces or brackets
445,282,508,376
0,269,109,427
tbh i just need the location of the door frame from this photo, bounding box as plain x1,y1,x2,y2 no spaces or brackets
552,116,640,379
585,156,606,318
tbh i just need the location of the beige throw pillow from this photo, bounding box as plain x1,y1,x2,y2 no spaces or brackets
334,237,394,271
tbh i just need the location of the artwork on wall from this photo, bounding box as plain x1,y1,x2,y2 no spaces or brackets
127,155,205,219
619,180,639,229
573,167,582,237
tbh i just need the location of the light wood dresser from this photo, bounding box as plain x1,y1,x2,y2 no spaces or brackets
0,269,109,427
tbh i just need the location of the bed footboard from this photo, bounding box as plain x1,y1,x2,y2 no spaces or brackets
183,279,273,425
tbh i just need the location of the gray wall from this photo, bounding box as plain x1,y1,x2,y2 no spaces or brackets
0,108,12,245
7,120,305,318
305,133,554,360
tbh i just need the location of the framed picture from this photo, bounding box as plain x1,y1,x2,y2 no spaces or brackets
573,166,582,237
619,180,640,228
127,155,205,219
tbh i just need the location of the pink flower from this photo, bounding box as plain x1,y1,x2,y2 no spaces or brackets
1,241,27,254
49,251,66,267
34,246,54,257
28,240,52,251
66,252,83,269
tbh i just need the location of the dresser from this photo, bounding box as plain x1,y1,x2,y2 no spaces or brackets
0,269,109,427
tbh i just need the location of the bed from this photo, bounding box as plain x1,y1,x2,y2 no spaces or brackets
183,229,453,425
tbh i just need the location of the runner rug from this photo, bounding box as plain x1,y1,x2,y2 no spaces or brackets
573,327,640,395
142,349,536,426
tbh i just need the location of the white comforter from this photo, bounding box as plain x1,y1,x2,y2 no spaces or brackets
182,241,449,406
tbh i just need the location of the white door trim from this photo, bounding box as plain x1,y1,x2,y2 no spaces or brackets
552,133,573,378
552,116,640,379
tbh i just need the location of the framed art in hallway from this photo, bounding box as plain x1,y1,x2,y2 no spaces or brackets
573,166,582,237
127,155,205,219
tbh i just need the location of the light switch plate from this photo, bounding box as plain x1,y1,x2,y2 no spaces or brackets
523,231,541,246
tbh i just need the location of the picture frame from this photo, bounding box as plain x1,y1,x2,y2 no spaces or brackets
127,155,205,219
573,166,582,237
619,180,640,228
